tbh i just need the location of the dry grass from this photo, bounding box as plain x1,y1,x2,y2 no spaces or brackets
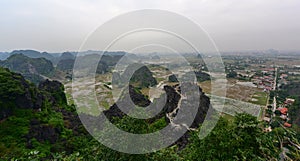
199,79,262,103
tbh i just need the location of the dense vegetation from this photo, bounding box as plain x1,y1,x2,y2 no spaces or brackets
0,67,82,159
0,68,41,119
269,76,300,160
1,67,300,160
275,80,300,126
226,70,238,78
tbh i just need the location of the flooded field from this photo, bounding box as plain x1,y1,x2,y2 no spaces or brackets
199,78,264,103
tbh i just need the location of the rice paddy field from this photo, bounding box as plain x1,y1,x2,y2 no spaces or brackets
199,78,265,117
64,74,114,116
198,78,264,103
208,94,262,117
65,69,265,119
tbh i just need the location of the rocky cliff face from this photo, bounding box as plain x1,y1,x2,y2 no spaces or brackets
0,67,66,120
128,65,158,88
84,82,211,150
0,66,211,156
0,68,43,119
0,67,86,158
102,85,151,120
0,57,122,155
38,79,67,106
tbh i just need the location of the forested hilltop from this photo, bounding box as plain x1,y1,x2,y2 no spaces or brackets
1,67,300,160
0,54,54,84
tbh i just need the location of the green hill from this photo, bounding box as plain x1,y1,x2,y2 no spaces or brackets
0,67,83,159
127,64,158,88
10,50,54,61
0,54,54,84
0,67,297,160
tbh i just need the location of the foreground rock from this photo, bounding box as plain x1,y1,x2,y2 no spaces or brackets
80,82,211,150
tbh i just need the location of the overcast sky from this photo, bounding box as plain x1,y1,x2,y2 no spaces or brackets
0,0,299,52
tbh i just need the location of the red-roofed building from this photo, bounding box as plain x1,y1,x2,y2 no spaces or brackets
278,107,288,115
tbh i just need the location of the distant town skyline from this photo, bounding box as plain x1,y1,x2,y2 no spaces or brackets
0,0,300,52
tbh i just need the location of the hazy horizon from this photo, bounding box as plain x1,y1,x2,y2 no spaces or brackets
1,48,300,54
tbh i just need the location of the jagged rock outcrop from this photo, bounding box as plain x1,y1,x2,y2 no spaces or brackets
26,120,61,145
129,65,158,88
0,67,88,156
0,54,54,84
103,85,151,120
38,79,67,106
87,83,211,150
113,64,158,88
0,68,43,120
0,68,67,120
168,74,179,82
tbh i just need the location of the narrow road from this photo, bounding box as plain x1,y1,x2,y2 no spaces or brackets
260,67,277,120
272,68,277,113
165,86,192,130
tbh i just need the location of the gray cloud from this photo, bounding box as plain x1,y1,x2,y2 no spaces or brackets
0,0,299,52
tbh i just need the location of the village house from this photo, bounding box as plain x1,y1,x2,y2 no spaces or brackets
277,107,288,115
285,98,295,105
